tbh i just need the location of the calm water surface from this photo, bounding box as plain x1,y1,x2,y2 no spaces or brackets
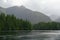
1,30,60,40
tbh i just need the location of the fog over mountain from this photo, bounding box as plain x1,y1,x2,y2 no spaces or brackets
0,0,60,21
0,6,51,24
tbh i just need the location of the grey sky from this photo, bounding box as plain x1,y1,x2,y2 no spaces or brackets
0,0,60,20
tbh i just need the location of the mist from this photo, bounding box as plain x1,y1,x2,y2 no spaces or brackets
0,0,60,20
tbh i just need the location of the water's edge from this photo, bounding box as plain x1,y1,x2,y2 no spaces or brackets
1,30,60,40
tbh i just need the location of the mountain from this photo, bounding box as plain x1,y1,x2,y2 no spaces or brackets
54,18,60,22
0,7,6,13
0,6,51,24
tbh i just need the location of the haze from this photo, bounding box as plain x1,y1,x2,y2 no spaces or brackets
0,0,60,20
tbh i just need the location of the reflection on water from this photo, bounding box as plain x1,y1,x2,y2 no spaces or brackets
0,30,60,40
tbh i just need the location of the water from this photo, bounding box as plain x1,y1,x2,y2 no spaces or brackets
18,30,60,40
1,30,60,40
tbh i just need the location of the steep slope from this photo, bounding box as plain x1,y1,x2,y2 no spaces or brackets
54,18,60,22
6,6,51,24
0,7,6,13
0,6,51,24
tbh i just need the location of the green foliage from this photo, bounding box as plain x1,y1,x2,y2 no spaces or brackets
0,13,32,35
1,12,60,35
33,22,60,30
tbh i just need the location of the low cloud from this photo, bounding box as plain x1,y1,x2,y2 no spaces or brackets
23,0,60,20
0,0,60,20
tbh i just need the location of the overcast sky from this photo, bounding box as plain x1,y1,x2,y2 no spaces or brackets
0,0,60,20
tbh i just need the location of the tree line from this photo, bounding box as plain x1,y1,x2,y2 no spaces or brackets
0,12,60,35
0,13,32,35
33,22,60,30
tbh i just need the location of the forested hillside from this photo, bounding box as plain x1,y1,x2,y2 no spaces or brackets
33,22,60,30
0,13,32,35
0,12,60,35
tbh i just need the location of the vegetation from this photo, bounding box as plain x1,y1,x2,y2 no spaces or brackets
0,13,32,35
0,12,60,35
33,22,60,30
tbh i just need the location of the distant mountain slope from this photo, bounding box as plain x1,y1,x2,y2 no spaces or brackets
0,7,6,13
0,6,51,24
54,18,60,22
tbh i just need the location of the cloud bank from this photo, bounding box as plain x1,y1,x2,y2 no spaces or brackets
23,0,60,20
0,0,60,20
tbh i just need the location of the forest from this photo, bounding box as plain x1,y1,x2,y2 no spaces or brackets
0,13,60,35
33,22,60,30
0,13,32,35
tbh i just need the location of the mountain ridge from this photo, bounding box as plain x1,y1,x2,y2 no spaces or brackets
0,6,51,24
